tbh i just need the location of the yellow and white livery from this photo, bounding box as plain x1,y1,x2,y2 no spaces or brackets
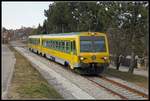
28,32,110,75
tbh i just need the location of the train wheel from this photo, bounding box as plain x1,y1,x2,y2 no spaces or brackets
64,61,69,67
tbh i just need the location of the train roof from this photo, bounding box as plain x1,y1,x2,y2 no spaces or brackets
46,32,80,36
29,32,106,38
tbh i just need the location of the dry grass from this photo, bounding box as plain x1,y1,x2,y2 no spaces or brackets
104,68,148,89
8,45,63,100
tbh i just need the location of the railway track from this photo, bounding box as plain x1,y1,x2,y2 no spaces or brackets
85,76,148,100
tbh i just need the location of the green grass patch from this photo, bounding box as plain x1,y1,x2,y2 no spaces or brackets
8,45,63,100
104,68,148,89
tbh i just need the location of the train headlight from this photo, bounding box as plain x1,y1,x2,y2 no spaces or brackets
91,32,95,36
104,57,107,60
102,57,108,60
80,57,85,60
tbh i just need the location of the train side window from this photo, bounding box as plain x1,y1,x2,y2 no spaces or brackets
59,41,61,50
66,41,71,53
36,39,37,45
50,40,52,48
33,39,34,44
37,39,39,45
52,40,54,49
53,40,54,49
39,39,40,45
58,40,60,50
35,39,37,45
64,41,67,53
51,40,53,49
46,40,48,48
72,41,76,55
61,41,63,51
32,39,33,44
67,41,69,53
58,41,60,51
48,40,50,48
54,40,56,49
46,40,47,47
59,41,61,51
53,40,54,48
35,39,36,45
55,41,57,49
36,39,38,45
65,41,67,53
32,39,34,44
69,41,72,54
45,41,47,47
50,40,51,48
59,41,62,51
33,39,35,44
34,39,37,45
38,39,40,45
56,41,58,50
62,41,65,52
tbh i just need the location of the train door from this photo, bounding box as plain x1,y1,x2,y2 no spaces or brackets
70,40,77,69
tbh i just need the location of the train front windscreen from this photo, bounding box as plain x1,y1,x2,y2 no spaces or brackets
80,36,106,52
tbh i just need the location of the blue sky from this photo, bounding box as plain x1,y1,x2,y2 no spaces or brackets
2,2,53,29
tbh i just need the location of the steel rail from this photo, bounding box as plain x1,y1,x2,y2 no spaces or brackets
86,77,128,100
101,76,148,98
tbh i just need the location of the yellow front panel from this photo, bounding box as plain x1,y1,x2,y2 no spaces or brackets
79,53,110,63
78,32,110,64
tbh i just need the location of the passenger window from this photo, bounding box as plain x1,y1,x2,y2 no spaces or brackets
71,41,76,55
50,40,52,48
66,41,69,53
62,41,65,52
56,41,58,50
52,40,54,49
58,41,60,50
54,41,56,49
48,41,51,48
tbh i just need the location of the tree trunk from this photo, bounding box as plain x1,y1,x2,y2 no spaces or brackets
128,52,135,73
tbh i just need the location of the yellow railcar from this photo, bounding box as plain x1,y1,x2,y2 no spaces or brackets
28,32,110,75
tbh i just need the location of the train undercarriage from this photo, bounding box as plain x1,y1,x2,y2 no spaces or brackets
74,63,109,75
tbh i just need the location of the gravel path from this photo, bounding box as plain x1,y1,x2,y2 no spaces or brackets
2,44,16,99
